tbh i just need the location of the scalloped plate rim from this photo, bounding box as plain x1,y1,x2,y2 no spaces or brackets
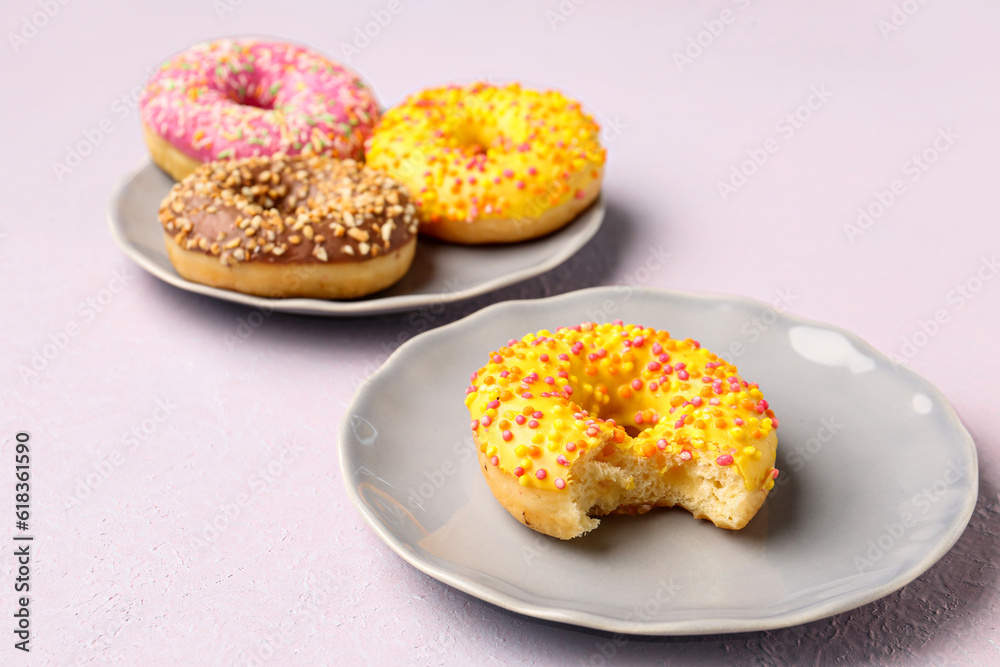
339,285,978,635
107,160,605,316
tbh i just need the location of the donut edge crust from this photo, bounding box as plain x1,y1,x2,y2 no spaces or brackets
163,232,417,299
418,168,604,244
143,123,203,181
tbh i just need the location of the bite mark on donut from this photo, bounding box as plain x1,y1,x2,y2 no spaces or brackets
468,322,779,539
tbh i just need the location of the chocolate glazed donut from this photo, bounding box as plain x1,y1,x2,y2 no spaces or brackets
158,155,419,299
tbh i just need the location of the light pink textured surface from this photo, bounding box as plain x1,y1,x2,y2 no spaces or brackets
2,1,999,665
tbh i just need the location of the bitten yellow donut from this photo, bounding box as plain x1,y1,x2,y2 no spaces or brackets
365,82,606,244
465,322,780,540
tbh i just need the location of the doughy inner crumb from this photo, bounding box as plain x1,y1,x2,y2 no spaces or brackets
567,439,751,532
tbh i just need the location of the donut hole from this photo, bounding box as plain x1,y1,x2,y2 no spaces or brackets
234,93,274,110
453,126,491,154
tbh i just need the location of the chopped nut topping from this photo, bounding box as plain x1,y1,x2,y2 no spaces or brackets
158,154,418,268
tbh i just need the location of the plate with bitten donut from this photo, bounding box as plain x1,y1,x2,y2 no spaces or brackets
107,160,605,316
340,286,978,635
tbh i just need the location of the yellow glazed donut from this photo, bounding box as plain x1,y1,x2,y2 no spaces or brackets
365,82,606,244
158,154,419,299
465,322,780,539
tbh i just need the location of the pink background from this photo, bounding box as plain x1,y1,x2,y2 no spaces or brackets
3,0,999,664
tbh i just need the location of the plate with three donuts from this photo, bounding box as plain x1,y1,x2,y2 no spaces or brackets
108,38,607,316
339,287,977,635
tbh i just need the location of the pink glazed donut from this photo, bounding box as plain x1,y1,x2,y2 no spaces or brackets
139,38,380,180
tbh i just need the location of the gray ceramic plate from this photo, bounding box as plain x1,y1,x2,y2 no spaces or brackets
339,287,978,635
107,161,605,316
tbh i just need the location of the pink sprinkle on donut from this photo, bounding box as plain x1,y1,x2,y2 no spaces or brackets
716,454,734,466
555,478,566,489
565,442,577,452
490,455,499,466
677,370,689,381
680,450,692,461
771,468,780,478
535,469,547,480
674,418,686,429
528,420,539,428
480,416,492,427
514,466,524,477
631,379,643,390
539,354,549,362
492,354,503,363
532,411,543,419
515,415,526,425
140,38,379,165
487,400,500,409
656,439,668,450
502,429,512,441
647,361,661,372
